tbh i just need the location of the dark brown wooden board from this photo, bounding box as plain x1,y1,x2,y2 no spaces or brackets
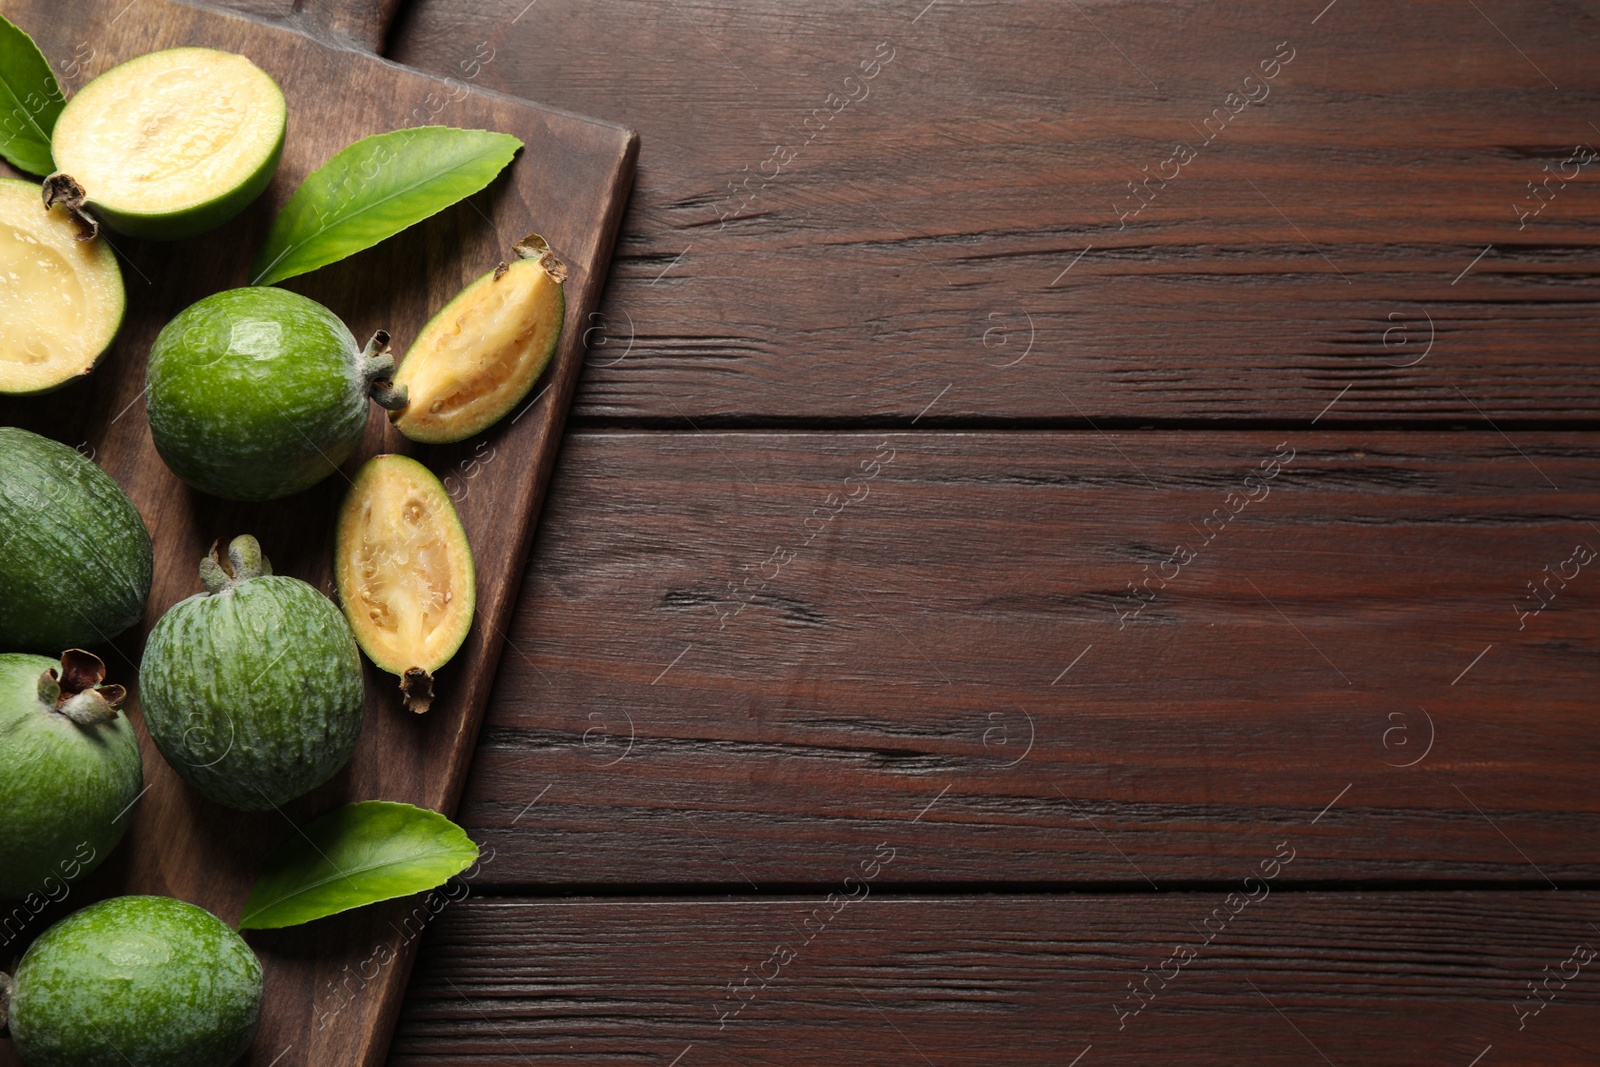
204,0,406,52
439,431,1600,884
391,894,1600,1065
391,0,1600,424
0,1,636,1065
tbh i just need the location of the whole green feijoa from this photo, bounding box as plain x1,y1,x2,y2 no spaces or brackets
140,535,365,811
0,650,142,902
5,895,263,1067
146,287,404,501
0,428,153,652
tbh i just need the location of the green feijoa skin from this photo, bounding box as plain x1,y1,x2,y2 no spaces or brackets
140,535,365,812
4,896,263,1067
0,650,142,902
145,287,402,502
0,427,153,652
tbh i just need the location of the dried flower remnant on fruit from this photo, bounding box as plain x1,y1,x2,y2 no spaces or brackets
41,649,124,726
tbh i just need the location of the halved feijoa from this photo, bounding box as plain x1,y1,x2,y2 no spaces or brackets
47,48,286,240
335,455,475,714
0,179,124,394
389,233,566,444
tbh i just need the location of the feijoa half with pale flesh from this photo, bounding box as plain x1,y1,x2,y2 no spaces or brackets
0,179,124,395
389,232,566,444
0,649,142,903
4,895,263,1067
47,48,285,240
140,535,365,811
146,286,403,501
0,427,153,652
335,454,475,714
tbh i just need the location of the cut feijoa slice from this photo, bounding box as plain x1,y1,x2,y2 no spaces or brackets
335,455,475,714
0,179,124,394
389,233,566,444
47,48,286,240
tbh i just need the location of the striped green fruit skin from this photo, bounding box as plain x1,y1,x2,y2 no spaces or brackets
0,654,142,901
0,428,153,652
140,575,365,811
9,896,262,1067
146,287,371,502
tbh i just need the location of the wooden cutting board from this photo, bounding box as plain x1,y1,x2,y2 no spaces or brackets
0,0,636,1063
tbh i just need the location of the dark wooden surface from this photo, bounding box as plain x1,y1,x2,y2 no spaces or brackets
0,1,634,1065
15,0,1600,1063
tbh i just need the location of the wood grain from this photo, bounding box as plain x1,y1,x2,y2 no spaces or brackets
0,1,635,1065
390,0,1600,424
437,430,1600,885
192,0,406,52
389,894,1600,1064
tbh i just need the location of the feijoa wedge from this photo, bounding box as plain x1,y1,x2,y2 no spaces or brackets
335,455,475,714
0,179,124,394
47,48,285,240
389,233,566,444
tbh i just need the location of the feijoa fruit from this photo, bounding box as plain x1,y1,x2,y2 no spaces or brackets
0,179,124,395
335,454,475,714
140,535,365,811
3,895,263,1067
389,232,566,444
46,48,285,241
146,286,403,501
0,428,153,652
0,649,141,903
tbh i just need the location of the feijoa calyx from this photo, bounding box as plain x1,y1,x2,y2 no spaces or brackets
46,47,286,240
389,232,566,444
3,895,263,1067
0,427,153,652
0,179,124,395
140,535,365,811
147,286,404,501
0,649,142,902
335,455,476,714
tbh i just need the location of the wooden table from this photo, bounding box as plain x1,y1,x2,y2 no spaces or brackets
210,0,1600,1061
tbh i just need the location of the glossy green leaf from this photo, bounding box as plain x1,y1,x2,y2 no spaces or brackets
250,126,521,286
239,801,479,929
0,15,64,175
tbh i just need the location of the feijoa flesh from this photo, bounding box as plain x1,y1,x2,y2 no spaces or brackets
139,535,365,811
0,650,141,903
0,179,124,395
47,48,286,241
335,455,476,714
4,895,263,1067
146,286,403,501
0,427,153,652
389,233,566,444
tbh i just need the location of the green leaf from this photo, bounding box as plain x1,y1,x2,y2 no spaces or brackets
250,126,521,286
239,801,480,930
0,15,64,175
